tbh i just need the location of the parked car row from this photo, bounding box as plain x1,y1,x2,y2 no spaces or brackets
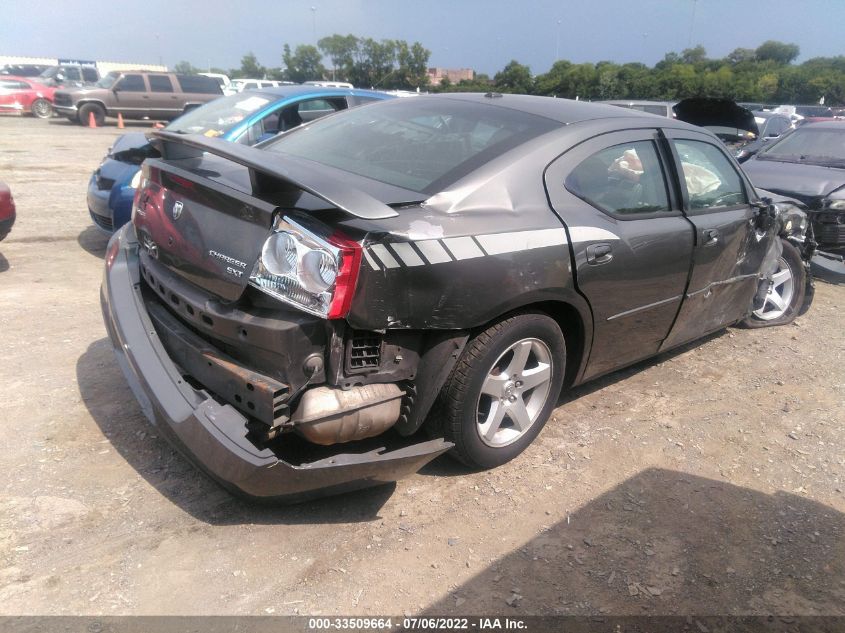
0,75,55,118
97,92,817,502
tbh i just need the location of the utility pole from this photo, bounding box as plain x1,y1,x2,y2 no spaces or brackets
555,20,562,62
311,6,317,43
688,0,697,47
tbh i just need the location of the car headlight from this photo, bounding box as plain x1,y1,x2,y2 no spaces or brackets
250,216,361,319
129,170,143,189
825,199,845,210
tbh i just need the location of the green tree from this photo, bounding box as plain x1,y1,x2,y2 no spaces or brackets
358,38,397,88
727,48,756,65
493,60,533,94
396,40,430,90
234,52,266,78
282,44,326,83
318,34,358,81
173,60,200,75
755,41,800,65
681,45,707,65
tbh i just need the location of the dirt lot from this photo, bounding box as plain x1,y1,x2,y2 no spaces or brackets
0,115,844,617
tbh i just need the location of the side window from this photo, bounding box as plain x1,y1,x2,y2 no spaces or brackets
672,139,746,209
82,67,98,82
116,74,146,92
148,75,174,93
351,95,381,106
297,97,344,122
64,67,82,81
176,75,220,94
565,140,671,217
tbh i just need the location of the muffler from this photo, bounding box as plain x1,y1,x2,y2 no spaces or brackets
291,383,404,445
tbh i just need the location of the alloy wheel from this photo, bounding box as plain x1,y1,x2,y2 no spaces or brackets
753,256,794,321
476,338,553,448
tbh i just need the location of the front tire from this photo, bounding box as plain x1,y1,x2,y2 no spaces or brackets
437,313,566,469
31,98,52,119
743,239,806,328
78,103,106,127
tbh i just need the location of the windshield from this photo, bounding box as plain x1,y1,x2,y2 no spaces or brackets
166,92,274,136
95,72,119,89
38,67,58,80
759,126,845,164
263,97,560,194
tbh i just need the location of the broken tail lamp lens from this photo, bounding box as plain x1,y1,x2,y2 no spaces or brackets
250,216,361,319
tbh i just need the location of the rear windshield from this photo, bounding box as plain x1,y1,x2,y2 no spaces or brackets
759,126,845,164
167,92,274,136
263,97,560,194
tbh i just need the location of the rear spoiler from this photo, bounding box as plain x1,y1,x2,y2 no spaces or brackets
148,130,399,220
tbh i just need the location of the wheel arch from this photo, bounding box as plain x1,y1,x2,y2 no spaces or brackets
77,99,109,115
469,292,593,390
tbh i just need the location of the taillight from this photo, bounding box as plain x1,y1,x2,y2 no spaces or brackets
250,216,362,319
326,230,363,319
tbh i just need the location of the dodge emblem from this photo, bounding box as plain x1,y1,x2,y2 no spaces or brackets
172,200,184,220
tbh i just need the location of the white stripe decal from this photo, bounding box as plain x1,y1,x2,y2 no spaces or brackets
568,226,620,242
416,239,452,264
389,242,425,267
442,236,484,260
369,244,400,269
362,249,381,271
476,228,568,255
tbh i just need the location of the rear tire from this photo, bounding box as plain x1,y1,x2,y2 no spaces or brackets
78,103,106,127
30,98,52,119
742,239,806,328
436,313,566,469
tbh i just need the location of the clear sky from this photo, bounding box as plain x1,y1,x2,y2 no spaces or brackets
2,0,843,75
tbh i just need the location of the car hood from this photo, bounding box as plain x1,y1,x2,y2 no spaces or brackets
673,98,759,137
743,158,845,201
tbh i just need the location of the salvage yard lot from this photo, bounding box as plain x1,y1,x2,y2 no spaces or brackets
1,115,844,615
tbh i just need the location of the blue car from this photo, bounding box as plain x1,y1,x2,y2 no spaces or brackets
87,86,393,232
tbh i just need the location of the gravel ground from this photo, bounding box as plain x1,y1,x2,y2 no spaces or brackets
0,115,843,616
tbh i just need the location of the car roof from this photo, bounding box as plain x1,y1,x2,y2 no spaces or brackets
239,85,391,100
793,120,845,130
408,93,673,125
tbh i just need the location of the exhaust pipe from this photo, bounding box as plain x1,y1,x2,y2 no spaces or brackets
291,384,404,445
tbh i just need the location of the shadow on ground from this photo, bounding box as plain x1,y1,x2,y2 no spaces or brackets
424,468,845,616
419,330,725,478
76,338,395,525
0,252,8,273
77,225,109,258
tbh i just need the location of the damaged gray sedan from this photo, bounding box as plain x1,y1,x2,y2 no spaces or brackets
101,94,815,501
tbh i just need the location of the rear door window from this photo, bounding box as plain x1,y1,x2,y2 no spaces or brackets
116,74,146,92
176,75,221,94
82,67,98,82
565,140,672,216
148,75,174,92
63,67,82,82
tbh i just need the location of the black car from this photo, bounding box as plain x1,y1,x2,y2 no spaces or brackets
101,94,814,502
735,111,794,163
742,121,845,256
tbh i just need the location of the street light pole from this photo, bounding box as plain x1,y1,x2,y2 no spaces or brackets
311,6,317,43
555,19,561,62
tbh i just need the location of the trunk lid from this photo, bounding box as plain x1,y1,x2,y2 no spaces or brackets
133,130,405,302
134,159,275,301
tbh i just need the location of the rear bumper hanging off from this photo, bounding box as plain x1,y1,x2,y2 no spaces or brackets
100,224,452,502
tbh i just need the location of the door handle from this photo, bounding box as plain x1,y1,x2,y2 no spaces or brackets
702,228,720,246
586,242,613,265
